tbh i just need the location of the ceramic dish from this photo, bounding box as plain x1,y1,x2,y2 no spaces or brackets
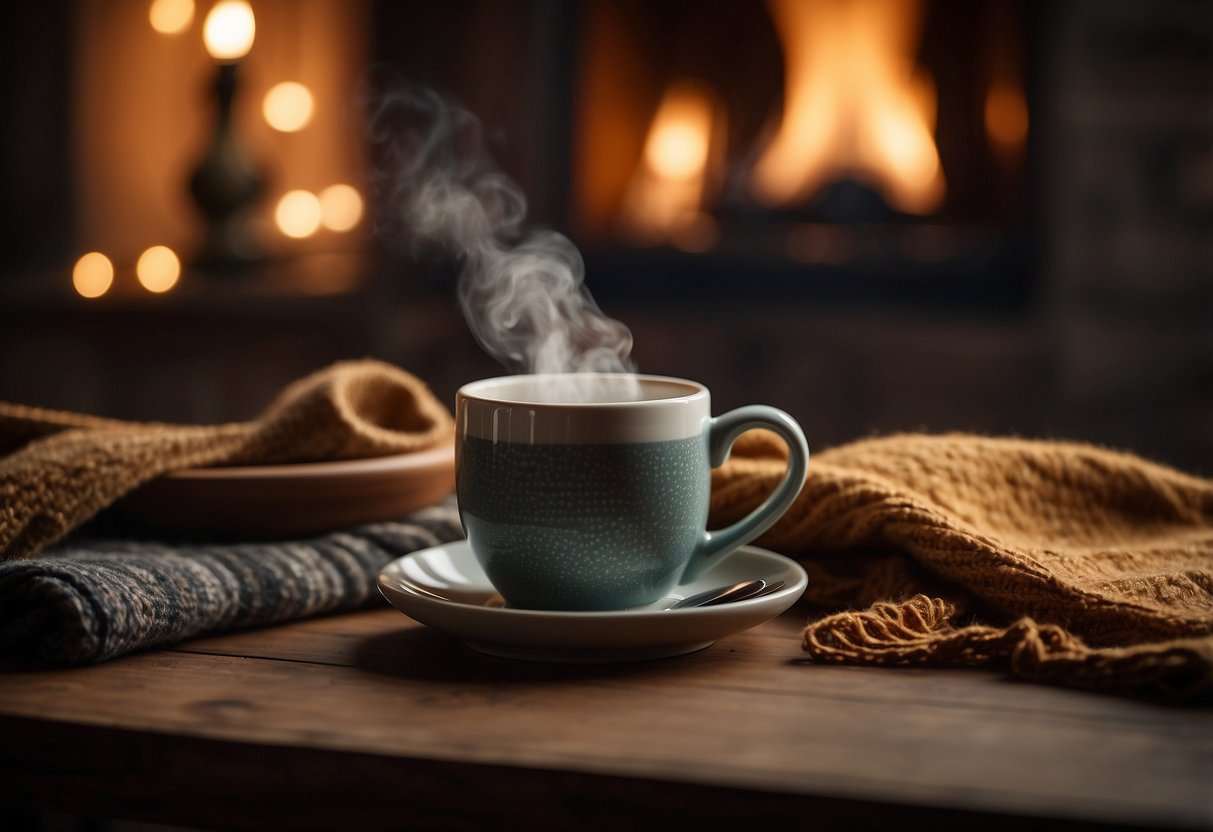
117,445,455,539
377,540,807,662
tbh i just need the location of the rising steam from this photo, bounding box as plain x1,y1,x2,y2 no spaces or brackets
370,84,636,380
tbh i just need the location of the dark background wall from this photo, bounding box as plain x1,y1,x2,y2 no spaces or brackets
1,0,1209,475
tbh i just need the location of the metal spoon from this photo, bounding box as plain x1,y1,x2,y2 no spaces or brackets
670,579,785,609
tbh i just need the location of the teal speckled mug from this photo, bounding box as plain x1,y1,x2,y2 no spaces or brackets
455,374,809,611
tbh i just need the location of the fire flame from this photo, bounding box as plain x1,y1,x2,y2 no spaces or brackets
750,0,944,215
619,80,721,249
985,81,1029,156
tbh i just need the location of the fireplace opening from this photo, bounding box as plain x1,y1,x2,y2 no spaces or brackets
566,0,1035,307
370,0,1042,309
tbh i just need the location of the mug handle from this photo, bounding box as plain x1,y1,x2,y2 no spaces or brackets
680,405,810,585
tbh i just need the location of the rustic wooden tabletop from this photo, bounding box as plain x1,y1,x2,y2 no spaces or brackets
1,605,1209,831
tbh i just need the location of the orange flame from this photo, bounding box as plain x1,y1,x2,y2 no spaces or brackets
619,80,722,249
985,81,1029,156
750,0,944,215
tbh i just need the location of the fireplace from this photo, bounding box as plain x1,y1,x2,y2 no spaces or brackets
375,0,1036,309
367,0,1208,473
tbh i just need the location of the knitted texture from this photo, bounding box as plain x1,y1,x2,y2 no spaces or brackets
0,503,465,664
711,431,1213,702
0,359,454,561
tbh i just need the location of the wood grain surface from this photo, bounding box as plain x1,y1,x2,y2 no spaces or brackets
1,605,1210,831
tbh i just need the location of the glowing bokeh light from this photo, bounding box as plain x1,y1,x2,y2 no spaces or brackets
72,252,114,299
203,0,255,61
149,0,195,35
985,82,1029,151
263,82,315,133
319,184,364,232
619,81,718,245
135,245,181,293
275,190,322,238
645,114,711,181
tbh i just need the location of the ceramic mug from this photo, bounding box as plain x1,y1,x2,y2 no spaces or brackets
455,373,809,611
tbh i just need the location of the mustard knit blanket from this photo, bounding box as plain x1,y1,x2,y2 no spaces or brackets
711,430,1213,702
0,360,454,560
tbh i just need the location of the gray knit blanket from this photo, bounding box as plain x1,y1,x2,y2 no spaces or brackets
0,503,464,665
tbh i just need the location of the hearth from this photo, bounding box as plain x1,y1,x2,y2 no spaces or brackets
376,0,1037,309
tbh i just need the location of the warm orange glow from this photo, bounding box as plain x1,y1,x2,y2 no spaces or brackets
276,190,322,238
149,0,194,35
319,184,364,232
263,82,314,133
985,82,1029,153
750,0,944,215
203,0,255,62
135,245,181,293
787,224,856,265
72,252,114,299
620,81,721,245
75,2,369,266
645,110,711,180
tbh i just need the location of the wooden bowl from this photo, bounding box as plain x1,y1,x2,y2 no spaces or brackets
117,445,455,540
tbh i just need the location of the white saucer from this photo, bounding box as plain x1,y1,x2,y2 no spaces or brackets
376,541,807,663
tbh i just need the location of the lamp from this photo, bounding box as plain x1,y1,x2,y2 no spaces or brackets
188,0,266,270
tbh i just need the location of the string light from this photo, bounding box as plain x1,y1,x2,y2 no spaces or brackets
263,82,315,133
319,184,364,232
148,0,195,35
275,190,322,238
136,245,181,293
72,252,114,299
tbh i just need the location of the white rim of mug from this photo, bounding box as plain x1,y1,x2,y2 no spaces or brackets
456,373,708,408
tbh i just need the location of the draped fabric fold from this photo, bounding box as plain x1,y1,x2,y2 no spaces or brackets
711,431,1213,702
0,360,455,562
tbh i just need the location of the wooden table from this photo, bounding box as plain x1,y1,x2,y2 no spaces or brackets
1,605,1209,831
